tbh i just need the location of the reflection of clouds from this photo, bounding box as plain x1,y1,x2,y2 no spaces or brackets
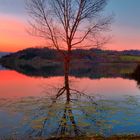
0,70,64,98
71,77,140,97
0,70,139,98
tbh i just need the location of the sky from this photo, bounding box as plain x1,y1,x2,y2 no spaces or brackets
0,0,140,52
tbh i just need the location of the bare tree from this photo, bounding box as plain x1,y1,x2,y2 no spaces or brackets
26,0,112,96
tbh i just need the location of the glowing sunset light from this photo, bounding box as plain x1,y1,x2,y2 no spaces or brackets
0,70,64,98
0,15,44,52
0,0,140,52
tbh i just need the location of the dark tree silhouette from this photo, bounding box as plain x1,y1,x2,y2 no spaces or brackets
26,0,112,111
131,65,140,87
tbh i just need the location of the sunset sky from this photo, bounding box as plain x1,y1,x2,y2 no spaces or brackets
0,0,140,52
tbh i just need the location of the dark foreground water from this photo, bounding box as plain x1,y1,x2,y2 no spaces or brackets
0,66,140,139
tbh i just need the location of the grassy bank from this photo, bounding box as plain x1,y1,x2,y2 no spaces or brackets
120,55,140,62
4,135,140,140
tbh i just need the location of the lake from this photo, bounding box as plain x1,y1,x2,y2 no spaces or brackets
0,66,140,139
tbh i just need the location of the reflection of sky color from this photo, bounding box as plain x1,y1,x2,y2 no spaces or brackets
0,70,139,98
0,0,140,52
0,70,64,98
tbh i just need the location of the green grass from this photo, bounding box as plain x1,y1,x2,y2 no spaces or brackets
120,68,134,74
120,55,140,62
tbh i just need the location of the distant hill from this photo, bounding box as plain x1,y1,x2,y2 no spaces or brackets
0,52,10,58
0,47,140,78
1,47,140,69
0,52,9,70
1,47,140,64
0,65,5,70
121,50,140,56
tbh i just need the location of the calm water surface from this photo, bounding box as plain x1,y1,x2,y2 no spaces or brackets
0,70,139,98
0,67,140,138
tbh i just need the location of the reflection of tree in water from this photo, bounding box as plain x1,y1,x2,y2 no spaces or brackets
0,84,112,139
0,66,140,139
1,85,140,139
25,85,109,138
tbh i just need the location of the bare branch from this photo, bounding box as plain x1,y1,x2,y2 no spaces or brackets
26,0,112,52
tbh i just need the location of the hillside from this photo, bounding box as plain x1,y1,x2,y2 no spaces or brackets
1,47,140,66
0,52,9,58
0,47,140,79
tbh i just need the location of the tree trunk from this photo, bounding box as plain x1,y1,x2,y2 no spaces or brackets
64,55,70,102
